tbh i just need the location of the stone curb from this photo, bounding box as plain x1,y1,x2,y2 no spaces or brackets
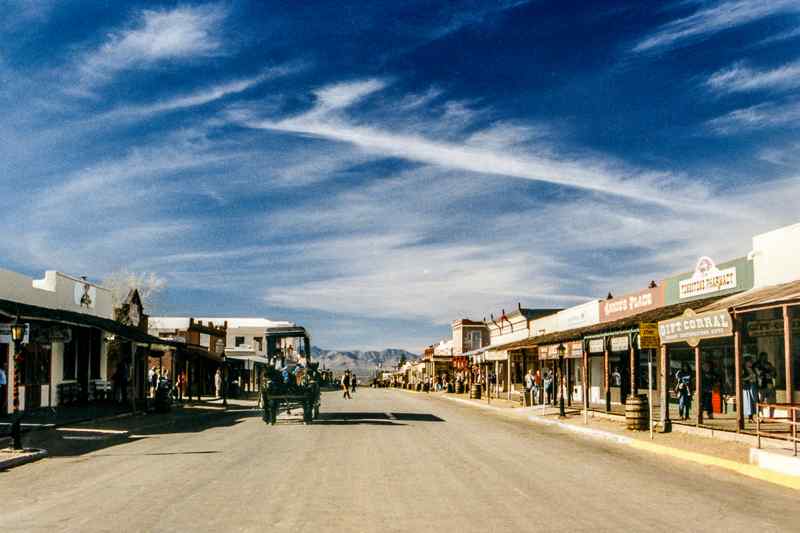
0,448,48,471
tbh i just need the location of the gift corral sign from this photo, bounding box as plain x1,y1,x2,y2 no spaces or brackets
658,308,733,347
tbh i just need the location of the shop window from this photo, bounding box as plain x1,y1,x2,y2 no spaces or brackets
63,338,77,380
90,330,101,380
742,308,787,395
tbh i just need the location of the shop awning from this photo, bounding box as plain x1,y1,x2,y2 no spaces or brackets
0,298,168,347
697,279,800,313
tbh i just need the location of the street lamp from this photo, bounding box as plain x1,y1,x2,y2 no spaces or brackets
10,320,27,449
557,343,566,418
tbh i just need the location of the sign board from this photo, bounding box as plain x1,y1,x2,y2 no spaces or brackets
485,350,508,361
664,256,753,305
639,322,660,349
557,301,600,331
746,318,800,337
569,341,583,358
74,281,97,309
678,257,737,300
600,286,665,322
588,338,605,354
610,336,629,352
658,308,733,347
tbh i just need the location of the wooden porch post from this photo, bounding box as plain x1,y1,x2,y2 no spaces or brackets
604,344,610,412
784,305,794,404
630,337,637,397
734,317,744,432
659,344,670,431
582,345,589,418
695,345,702,426
507,353,512,401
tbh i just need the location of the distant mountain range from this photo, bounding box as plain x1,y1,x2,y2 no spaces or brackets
310,346,418,374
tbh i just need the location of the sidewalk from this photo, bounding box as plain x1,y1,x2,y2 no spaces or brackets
439,393,800,490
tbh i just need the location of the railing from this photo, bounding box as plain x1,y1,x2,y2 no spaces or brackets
756,402,799,456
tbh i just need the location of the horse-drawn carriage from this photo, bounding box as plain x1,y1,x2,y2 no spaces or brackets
260,326,321,425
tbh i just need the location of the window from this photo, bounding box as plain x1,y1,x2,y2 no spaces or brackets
471,331,482,350
254,337,263,352
235,336,245,347
63,337,77,380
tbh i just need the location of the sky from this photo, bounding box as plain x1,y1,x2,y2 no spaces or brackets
1,1,799,352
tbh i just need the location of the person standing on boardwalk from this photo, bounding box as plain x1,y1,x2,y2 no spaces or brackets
675,362,692,421
742,356,758,422
351,373,357,394
342,371,352,399
215,368,223,399
524,369,535,406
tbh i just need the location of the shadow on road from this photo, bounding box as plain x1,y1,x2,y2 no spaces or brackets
310,412,445,426
14,406,261,461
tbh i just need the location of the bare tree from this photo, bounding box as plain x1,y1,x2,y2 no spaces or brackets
102,269,167,312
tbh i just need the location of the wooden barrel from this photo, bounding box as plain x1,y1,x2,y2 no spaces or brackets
469,384,482,400
625,394,649,431
455,382,464,394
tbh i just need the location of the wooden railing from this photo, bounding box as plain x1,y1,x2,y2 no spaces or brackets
756,402,799,456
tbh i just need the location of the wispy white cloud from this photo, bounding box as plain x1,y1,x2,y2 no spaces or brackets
98,64,301,121
757,25,800,47
234,80,707,207
633,0,800,53
707,100,800,133
76,4,227,90
706,61,800,93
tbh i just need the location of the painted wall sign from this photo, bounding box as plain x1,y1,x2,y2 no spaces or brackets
610,336,629,352
664,256,753,305
638,322,660,349
658,308,733,347
746,318,800,337
600,286,665,322
74,281,96,309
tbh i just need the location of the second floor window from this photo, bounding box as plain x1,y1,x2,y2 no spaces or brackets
254,337,263,351
235,336,245,347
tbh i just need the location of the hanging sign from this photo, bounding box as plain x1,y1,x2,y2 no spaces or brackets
658,308,733,347
588,338,605,354
610,336,629,352
638,323,660,349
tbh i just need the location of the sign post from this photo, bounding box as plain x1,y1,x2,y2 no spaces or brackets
639,324,660,440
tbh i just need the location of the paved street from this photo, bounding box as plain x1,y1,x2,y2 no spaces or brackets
2,388,799,532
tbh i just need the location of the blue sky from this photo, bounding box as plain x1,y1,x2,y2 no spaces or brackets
1,1,799,351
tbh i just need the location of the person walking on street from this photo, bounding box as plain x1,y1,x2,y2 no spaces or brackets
177,371,186,402
215,368,223,399
342,371,352,399
543,371,553,405
351,374,357,393
675,362,692,421
534,369,542,405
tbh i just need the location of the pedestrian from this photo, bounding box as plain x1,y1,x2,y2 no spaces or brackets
351,374,357,393
342,371,352,399
0,360,7,414
543,371,553,405
700,361,716,420
177,371,186,402
742,356,758,422
534,369,542,405
524,369,535,406
675,362,692,421
148,366,156,398
756,352,776,418
215,368,223,399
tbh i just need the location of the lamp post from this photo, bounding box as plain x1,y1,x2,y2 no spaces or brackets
557,343,566,418
10,321,27,449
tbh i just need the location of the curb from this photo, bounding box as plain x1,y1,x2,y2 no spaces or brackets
0,448,48,471
440,392,800,491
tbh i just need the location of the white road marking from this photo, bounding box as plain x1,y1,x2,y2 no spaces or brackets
386,412,397,420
